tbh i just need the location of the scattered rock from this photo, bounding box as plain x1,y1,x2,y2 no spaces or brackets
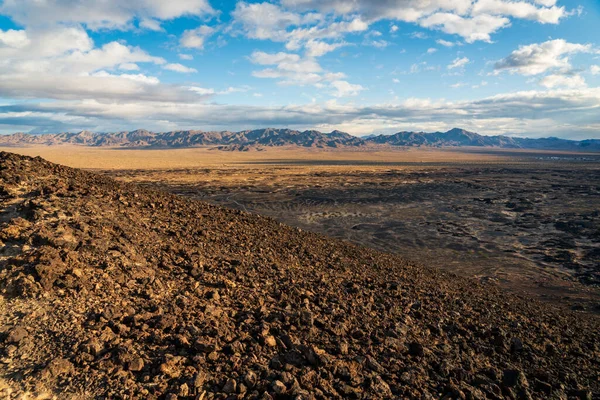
6,327,28,344
272,380,286,394
128,357,144,372
222,378,237,393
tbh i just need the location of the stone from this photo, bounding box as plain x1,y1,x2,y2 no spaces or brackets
503,369,528,388
194,371,208,388
222,378,237,393
264,335,277,347
6,327,28,344
272,380,286,394
244,370,258,387
42,358,74,379
129,357,144,372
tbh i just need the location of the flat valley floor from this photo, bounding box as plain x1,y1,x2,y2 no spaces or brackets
4,145,600,313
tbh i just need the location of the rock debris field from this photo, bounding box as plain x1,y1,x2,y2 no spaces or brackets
0,152,598,399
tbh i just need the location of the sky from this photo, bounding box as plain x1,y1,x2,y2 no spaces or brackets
0,0,599,139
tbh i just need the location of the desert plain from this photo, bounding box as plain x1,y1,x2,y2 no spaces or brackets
4,145,599,313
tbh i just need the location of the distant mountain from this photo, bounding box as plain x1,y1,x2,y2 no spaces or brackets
1,127,599,151
368,128,600,151
0,128,365,149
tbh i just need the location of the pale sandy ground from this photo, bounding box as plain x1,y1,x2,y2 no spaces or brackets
0,145,516,169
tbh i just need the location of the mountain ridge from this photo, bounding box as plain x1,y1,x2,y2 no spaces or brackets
1,127,599,151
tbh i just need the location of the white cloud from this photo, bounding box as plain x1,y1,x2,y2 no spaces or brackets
448,57,470,69
330,80,364,97
4,87,600,139
139,18,163,31
249,50,365,97
0,26,93,59
427,48,437,54
409,62,437,74
60,41,165,74
591,65,600,75
436,39,458,47
539,73,586,88
119,63,140,71
250,51,302,66
286,18,368,49
188,86,216,95
218,86,251,95
180,26,215,50
0,27,203,105
280,0,567,43
472,0,566,24
392,78,400,83
231,2,305,41
494,39,593,75
92,71,160,85
0,0,215,30
410,32,428,39
390,25,398,33
0,29,30,48
420,13,510,43
164,63,198,73
281,0,472,22
0,27,165,77
304,40,345,57
179,54,194,60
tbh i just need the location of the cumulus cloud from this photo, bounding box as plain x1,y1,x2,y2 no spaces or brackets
304,40,346,57
180,26,215,50
0,29,30,48
539,73,586,88
591,65,600,75
248,50,364,98
330,80,364,97
494,39,593,75
0,26,205,105
0,0,215,30
472,0,566,24
420,13,510,43
279,0,568,42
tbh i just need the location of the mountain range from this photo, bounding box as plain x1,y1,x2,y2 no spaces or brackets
1,127,599,151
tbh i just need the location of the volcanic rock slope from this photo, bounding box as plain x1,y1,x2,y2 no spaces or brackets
0,152,598,400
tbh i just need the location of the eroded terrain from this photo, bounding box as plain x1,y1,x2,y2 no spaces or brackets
105,156,600,312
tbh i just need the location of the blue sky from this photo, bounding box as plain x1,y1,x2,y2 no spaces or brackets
0,0,599,138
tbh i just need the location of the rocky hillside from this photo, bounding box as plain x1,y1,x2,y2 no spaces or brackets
0,152,599,399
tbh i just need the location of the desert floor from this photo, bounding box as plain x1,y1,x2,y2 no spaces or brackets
3,145,600,312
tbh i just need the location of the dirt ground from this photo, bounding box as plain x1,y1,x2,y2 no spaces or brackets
3,145,600,313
